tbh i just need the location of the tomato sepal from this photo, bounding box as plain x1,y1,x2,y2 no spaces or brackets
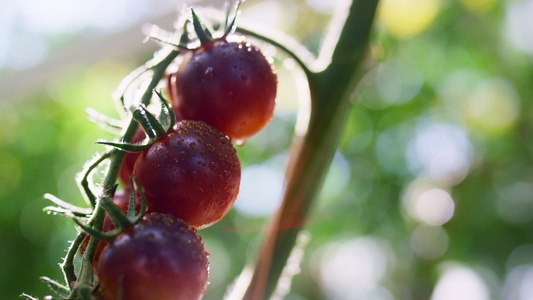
19,293,39,300
43,206,87,219
99,179,147,231
221,0,243,39
39,277,70,298
190,8,215,45
100,196,133,230
43,193,92,217
96,140,150,153
72,217,121,241
131,104,167,141
154,89,176,130
129,177,148,221
79,152,112,207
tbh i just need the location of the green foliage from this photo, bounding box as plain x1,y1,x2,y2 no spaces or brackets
2,0,533,299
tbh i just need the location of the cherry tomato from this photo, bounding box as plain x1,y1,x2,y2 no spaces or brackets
169,40,277,141
119,129,146,189
133,120,241,228
96,213,209,300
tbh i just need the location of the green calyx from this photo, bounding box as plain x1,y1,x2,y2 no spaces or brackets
97,89,175,153
189,0,243,48
155,89,176,130
222,0,242,39
144,1,243,52
132,104,167,141
72,178,147,241
191,8,214,45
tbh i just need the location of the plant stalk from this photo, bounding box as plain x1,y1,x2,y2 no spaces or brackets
242,1,379,299
67,48,179,299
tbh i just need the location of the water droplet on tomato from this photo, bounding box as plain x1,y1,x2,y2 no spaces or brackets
204,67,214,80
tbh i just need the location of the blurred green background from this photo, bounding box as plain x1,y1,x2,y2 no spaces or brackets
1,0,533,299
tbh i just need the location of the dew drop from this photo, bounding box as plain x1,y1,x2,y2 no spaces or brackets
204,67,214,80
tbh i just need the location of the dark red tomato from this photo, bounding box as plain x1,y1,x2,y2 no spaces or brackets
96,213,209,300
169,40,277,142
119,129,146,189
80,190,137,271
133,120,241,228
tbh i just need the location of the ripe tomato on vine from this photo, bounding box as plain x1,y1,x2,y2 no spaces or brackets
133,120,241,228
168,38,277,142
96,213,209,300
165,5,277,143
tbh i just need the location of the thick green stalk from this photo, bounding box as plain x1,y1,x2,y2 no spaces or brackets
242,1,379,299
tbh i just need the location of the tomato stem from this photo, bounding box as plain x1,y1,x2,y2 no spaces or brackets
79,152,112,207
66,48,179,299
61,232,87,286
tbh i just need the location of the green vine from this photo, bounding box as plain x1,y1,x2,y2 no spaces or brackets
239,0,380,299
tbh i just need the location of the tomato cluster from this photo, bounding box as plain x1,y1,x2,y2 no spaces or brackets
94,8,278,300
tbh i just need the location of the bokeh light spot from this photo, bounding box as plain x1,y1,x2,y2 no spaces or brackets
459,0,497,15
235,159,284,217
376,123,413,176
356,60,424,110
506,245,533,273
202,238,231,290
411,225,448,260
378,0,442,38
502,265,533,300
496,182,533,225
406,123,473,186
319,151,351,205
462,78,520,135
415,188,455,226
506,0,533,54
241,1,284,31
306,0,344,14
312,236,392,298
431,264,490,300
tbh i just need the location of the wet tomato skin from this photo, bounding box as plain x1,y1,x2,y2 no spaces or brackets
170,40,277,141
96,213,209,300
133,120,241,229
